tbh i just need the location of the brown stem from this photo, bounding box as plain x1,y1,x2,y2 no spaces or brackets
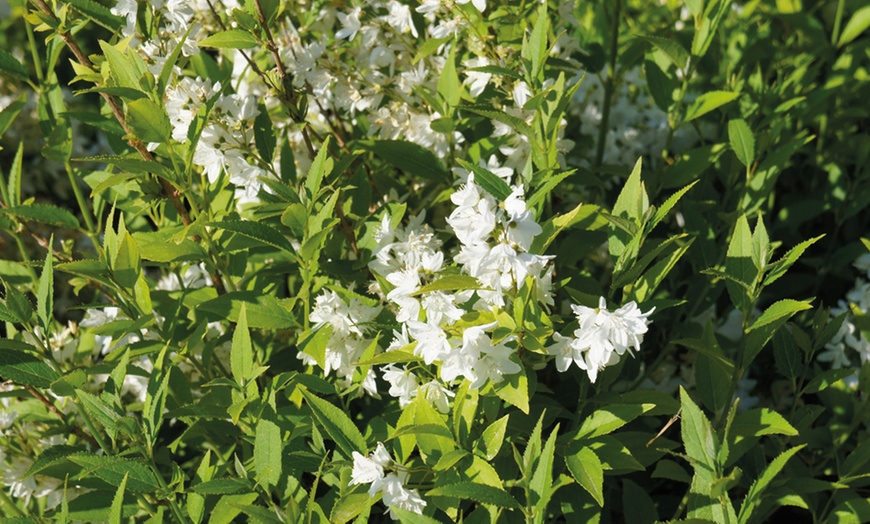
24,384,100,448
30,0,192,228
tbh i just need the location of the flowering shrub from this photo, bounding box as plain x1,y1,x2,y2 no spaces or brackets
1,0,870,522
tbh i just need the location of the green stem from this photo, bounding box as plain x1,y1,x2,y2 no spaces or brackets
150,460,192,524
71,394,111,453
0,488,26,517
64,162,99,243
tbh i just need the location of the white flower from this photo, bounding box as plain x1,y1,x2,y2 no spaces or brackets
385,1,418,37
464,57,491,97
549,297,654,383
421,291,463,326
382,474,427,518
336,7,362,41
456,0,486,13
351,442,391,494
407,321,452,365
513,81,531,108
418,380,455,413
382,365,419,407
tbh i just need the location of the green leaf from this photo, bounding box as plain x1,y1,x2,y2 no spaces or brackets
231,304,253,385
391,507,442,524
724,214,755,313
305,136,333,199
691,0,731,58
0,49,29,81
728,119,755,167
477,415,509,461
438,45,461,108
38,245,54,333
0,95,27,138
838,5,870,47
802,368,856,394
493,365,529,414
0,348,59,388
133,229,207,262
356,349,421,367
566,448,604,507
67,0,124,30
3,279,33,323
366,140,449,184
189,478,253,495
642,36,690,71
462,104,535,137
99,41,142,91
762,235,824,287
644,59,676,112
411,275,481,297
609,158,648,257
210,220,296,253
69,455,162,493
574,403,654,440
526,1,549,80
649,181,698,231
684,91,740,122
112,232,140,289
7,142,23,207
1,204,80,229
743,299,812,366
737,445,805,524
126,99,170,143
108,473,128,524
680,386,716,472
427,482,520,509
530,425,559,515
199,29,259,49
197,292,297,329
456,158,512,201
300,388,366,458
254,417,283,488
468,65,523,81
73,155,173,179
254,105,276,164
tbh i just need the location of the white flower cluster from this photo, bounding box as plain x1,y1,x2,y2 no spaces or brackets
548,297,654,383
350,442,426,519
818,254,870,370
299,290,382,396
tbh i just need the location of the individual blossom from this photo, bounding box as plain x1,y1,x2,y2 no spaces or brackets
350,442,426,519
548,297,654,383
336,6,363,41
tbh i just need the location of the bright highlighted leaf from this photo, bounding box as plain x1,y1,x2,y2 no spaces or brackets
728,118,755,167
566,448,604,507
37,245,54,333
0,348,59,388
199,29,259,49
126,99,170,143
254,417,283,488
680,386,717,472
300,388,366,458
456,158,512,201
684,91,740,122
231,304,253,385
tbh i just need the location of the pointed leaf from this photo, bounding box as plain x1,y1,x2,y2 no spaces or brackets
300,388,366,458
231,304,253,384
728,119,755,167
198,29,259,49
685,91,740,122
426,482,520,509
456,158,512,201
38,246,54,332
566,448,604,507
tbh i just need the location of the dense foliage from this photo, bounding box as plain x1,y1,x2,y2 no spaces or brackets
1,0,869,522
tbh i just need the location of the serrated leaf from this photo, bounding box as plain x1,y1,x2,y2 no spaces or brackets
411,275,482,297
99,41,141,91
69,455,162,493
1,204,80,229
743,299,812,367
574,403,654,440
300,388,366,458
231,304,253,385
610,158,648,256
763,235,824,287
680,387,716,472
67,0,124,30
456,158,512,201
254,105,275,164
493,364,529,414
0,49,29,81
108,473,128,524
477,415,509,461
210,220,296,254
642,35,689,71
254,417,283,487
566,448,604,507
73,155,173,178
190,478,253,495
0,349,59,388
366,140,449,184
199,29,259,49
684,91,740,122
461,104,534,136
728,119,755,167
126,99,170,143
737,445,806,524
305,136,332,199
427,482,520,509
802,368,855,394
